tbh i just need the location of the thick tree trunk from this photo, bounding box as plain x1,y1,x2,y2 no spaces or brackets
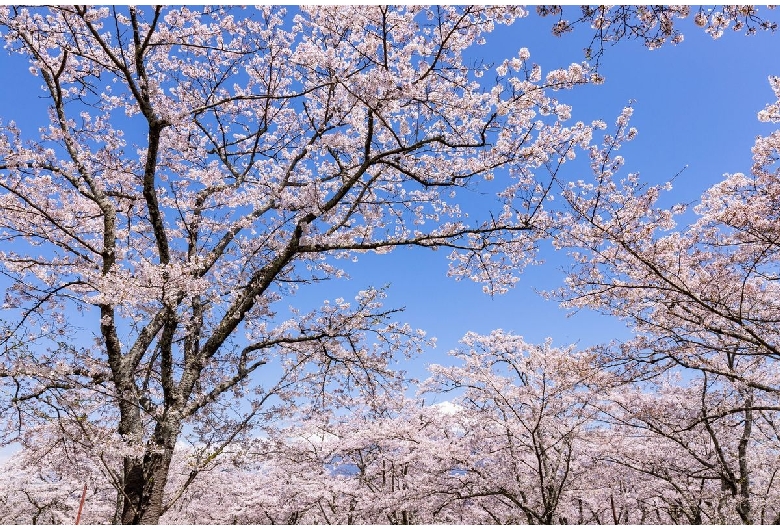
120,449,174,524
120,422,180,524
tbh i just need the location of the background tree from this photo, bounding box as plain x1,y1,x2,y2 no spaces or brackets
553,68,780,526
598,375,780,524
421,331,609,524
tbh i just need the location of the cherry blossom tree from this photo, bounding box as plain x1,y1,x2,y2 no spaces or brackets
555,89,780,389
421,331,611,524
538,5,777,67
0,5,602,523
216,392,475,525
162,395,469,524
553,70,780,525
0,418,120,524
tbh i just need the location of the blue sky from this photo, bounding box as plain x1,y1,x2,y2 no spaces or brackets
1,9,779,390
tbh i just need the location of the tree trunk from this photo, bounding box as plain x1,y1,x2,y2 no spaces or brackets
120,449,173,524
736,392,753,525
120,423,179,524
